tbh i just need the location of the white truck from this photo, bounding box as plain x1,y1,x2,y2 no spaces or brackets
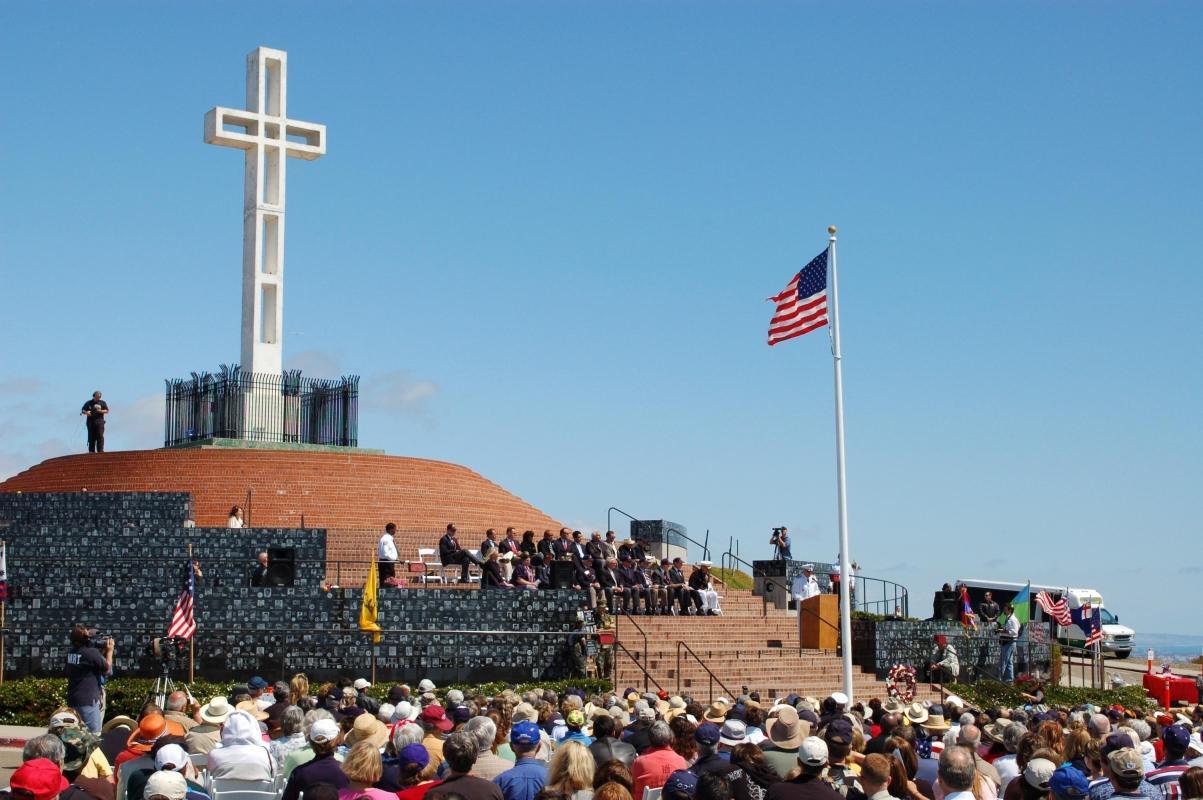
958,579,1135,659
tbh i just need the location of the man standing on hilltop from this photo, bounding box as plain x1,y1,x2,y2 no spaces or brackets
81,391,109,453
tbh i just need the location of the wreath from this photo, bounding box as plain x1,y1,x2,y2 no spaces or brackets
886,663,917,702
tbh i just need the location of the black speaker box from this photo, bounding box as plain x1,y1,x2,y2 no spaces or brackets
551,560,576,590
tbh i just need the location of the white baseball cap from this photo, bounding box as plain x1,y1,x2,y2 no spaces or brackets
145,771,188,800
353,678,372,690
799,736,829,767
310,718,340,744
154,744,189,772
418,679,436,693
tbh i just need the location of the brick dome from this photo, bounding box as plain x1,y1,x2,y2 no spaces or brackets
0,448,563,539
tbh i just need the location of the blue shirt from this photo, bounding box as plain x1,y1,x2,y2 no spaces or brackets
494,757,547,800
558,731,593,747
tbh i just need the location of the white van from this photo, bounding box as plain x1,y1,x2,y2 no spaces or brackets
957,579,1136,659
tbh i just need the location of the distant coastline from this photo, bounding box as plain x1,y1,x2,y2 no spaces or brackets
1136,632,1203,658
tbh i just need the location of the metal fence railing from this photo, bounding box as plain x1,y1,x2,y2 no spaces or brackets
164,364,359,447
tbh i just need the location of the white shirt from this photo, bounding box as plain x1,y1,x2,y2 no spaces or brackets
227,516,243,529
994,754,1019,792
378,533,398,562
1001,613,1020,639
792,574,820,601
833,563,856,590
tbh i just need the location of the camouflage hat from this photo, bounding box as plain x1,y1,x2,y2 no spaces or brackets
57,727,99,773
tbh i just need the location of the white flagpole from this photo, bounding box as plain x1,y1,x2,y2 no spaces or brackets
827,225,855,704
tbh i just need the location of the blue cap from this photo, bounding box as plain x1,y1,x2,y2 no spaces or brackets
399,743,430,769
1164,724,1191,751
1050,765,1089,799
511,720,541,746
248,676,268,690
664,770,698,797
695,722,721,746
452,705,472,723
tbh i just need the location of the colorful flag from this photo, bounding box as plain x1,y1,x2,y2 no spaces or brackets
1011,582,1031,626
1072,602,1103,647
1035,590,1072,626
959,585,978,631
0,541,8,602
359,554,381,644
167,559,197,639
767,250,829,346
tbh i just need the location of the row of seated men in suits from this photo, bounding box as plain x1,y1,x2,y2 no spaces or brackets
437,523,722,615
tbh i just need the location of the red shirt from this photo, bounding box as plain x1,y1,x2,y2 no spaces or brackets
397,781,443,800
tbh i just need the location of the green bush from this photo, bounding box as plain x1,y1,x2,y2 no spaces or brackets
0,676,615,728
945,680,1154,712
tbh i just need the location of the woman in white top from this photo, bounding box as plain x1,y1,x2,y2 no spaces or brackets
227,505,244,528
207,709,273,781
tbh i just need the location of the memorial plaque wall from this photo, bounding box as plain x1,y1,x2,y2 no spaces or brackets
0,492,587,683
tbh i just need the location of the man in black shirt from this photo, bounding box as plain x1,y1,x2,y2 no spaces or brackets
80,392,109,453
978,591,1001,627
66,624,113,733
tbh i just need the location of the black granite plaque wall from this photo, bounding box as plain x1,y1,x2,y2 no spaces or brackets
0,492,588,683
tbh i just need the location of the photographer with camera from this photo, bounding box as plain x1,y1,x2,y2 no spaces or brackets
66,624,113,733
770,527,792,560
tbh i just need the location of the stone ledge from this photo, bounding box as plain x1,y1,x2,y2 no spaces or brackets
164,438,384,455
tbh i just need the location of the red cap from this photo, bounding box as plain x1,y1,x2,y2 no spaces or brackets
420,703,453,732
10,758,69,800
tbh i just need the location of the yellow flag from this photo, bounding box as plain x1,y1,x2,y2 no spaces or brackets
359,554,382,644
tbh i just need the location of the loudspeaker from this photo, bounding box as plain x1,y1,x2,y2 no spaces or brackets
551,560,576,590
935,594,958,621
267,547,296,587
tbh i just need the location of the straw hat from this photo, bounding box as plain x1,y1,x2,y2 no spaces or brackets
904,702,929,725
703,702,728,725
235,700,269,722
347,713,390,749
921,713,951,732
200,697,233,724
882,698,906,714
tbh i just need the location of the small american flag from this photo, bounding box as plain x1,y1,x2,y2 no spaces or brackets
1035,591,1072,626
167,559,197,639
767,250,829,346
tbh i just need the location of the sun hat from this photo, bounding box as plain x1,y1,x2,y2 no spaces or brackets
144,770,188,800
399,743,430,768
769,706,806,749
347,713,390,749
982,720,1011,744
235,700,268,722
703,702,728,725
830,692,849,710
904,702,929,725
390,700,419,723
154,743,189,772
882,699,905,714
1024,758,1057,791
56,728,98,773
944,694,965,709
513,702,538,723
420,704,453,732
309,718,340,744
1187,733,1203,758
1049,765,1090,799
128,714,169,752
10,758,68,800
799,736,829,767
921,713,951,732
664,770,698,797
720,720,747,746
511,720,541,746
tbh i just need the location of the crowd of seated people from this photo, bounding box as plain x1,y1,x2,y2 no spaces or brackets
28,671,1203,800
430,523,721,616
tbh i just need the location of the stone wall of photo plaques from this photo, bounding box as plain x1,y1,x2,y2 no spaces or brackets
0,492,588,683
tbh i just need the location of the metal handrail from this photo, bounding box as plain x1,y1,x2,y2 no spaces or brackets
613,640,667,694
677,640,736,703
606,507,710,560
615,609,652,691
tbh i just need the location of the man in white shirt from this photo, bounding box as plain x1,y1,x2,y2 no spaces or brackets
997,602,1020,683
378,522,399,585
791,564,820,605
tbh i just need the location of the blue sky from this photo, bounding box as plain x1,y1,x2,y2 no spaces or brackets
2,2,1200,635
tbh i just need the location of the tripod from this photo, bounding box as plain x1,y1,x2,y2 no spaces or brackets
146,659,189,709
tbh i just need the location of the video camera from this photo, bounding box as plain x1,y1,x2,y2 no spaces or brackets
770,527,786,543
147,636,189,665
88,631,112,649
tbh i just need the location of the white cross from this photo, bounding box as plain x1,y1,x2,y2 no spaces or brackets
203,46,326,376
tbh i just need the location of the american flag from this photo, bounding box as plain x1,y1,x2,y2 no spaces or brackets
767,250,829,346
167,559,197,639
1035,591,1071,626
1073,602,1104,647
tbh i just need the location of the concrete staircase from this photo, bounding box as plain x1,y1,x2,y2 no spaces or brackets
610,588,937,703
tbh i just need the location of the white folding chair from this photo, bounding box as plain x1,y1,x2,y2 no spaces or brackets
189,752,208,770
416,547,444,584
467,550,483,583
643,788,662,800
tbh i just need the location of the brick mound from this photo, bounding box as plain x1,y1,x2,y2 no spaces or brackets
0,449,563,560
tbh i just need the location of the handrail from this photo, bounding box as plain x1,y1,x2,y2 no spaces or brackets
607,507,639,534
722,550,791,618
666,527,711,561
615,609,652,691
677,641,736,703
613,640,666,694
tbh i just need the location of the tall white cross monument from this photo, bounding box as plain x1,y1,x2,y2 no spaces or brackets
203,46,326,377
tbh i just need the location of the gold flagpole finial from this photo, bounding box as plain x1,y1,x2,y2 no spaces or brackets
828,225,837,235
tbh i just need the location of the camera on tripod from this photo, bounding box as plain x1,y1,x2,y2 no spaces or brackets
147,636,188,667
770,527,786,543
88,631,112,649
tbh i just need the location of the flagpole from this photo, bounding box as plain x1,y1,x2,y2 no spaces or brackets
1,540,6,686
827,225,855,705
187,543,195,684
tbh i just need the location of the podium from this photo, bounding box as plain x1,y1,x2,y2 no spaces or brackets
799,594,839,650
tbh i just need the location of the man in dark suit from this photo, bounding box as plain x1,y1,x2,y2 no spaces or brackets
480,529,499,559
553,528,574,559
439,523,485,583
586,532,607,575
572,554,600,609
618,557,649,614
669,557,701,615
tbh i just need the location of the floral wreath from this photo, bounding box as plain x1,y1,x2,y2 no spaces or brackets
886,663,917,702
